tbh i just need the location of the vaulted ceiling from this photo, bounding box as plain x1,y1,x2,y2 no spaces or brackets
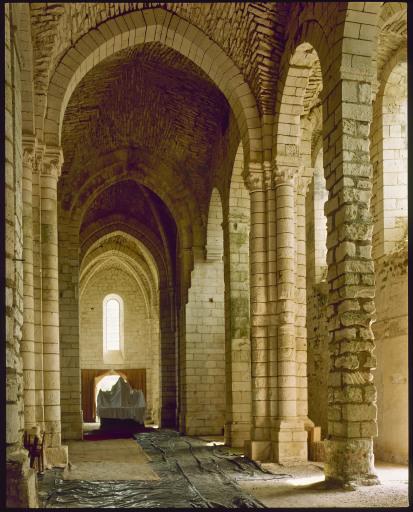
60,42,234,224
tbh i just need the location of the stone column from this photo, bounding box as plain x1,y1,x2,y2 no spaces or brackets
264,162,278,433
244,163,272,461
33,148,45,429
21,139,36,429
323,76,378,485
40,147,67,466
271,161,307,463
295,176,313,428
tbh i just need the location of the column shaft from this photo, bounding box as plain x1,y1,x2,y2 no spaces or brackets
265,165,278,426
33,150,44,428
244,166,272,461
271,163,307,463
295,178,311,423
21,144,36,428
275,176,297,417
39,149,67,466
41,168,61,448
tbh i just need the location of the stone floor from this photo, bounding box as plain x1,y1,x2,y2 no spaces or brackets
38,429,410,508
239,460,409,508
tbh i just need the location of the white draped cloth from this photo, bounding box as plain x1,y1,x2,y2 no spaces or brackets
97,377,146,423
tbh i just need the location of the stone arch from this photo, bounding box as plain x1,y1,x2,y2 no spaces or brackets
273,20,328,159
44,8,262,167
79,230,159,311
80,251,154,316
371,45,407,259
80,218,170,289
380,58,408,247
369,43,408,465
80,229,159,284
77,229,162,427
65,153,198,253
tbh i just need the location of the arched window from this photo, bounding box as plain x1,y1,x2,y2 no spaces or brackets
103,294,124,354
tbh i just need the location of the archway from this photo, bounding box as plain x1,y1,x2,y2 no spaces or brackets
370,44,408,464
271,37,327,463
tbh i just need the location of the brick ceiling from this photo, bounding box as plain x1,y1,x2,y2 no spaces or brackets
61,42,231,214
80,180,177,272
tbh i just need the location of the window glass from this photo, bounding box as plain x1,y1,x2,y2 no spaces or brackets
106,298,120,350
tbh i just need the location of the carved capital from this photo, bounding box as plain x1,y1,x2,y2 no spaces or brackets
33,152,43,175
22,147,35,168
243,162,265,192
42,147,64,179
297,175,312,195
273,166,297,187
42,158,61,179
263,161,274,190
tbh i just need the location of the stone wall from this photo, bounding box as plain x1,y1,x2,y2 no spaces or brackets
306,164,329,439
306,281,329,438
224,143,251,448
182,190,226,436
79,265,159,422
5,3,39,507
373,241,408,464
184,254,226,435
29,2,286,127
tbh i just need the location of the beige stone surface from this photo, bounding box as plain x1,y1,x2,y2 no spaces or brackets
5,2,409,507
63,439,159,481
240,461,409,508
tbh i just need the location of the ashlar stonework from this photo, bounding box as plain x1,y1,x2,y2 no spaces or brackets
5,2,408,508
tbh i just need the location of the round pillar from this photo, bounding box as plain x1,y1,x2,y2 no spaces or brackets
21,142,36,429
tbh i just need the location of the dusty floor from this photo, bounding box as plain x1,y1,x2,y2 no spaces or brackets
199,435,410,509
39,428,410,508
239,460,409,508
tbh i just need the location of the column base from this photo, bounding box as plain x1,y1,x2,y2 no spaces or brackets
324,438,380,486
225,421,251,448
45,445,68,468
244,440,272,461
160,405,177,429
302,416,315,430
180,410,225,436
271,419,308,463
6,450,39,508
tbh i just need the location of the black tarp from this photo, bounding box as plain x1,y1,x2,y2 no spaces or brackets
38,430,291,508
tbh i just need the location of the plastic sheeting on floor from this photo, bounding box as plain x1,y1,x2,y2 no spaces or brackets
38,430,292,508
